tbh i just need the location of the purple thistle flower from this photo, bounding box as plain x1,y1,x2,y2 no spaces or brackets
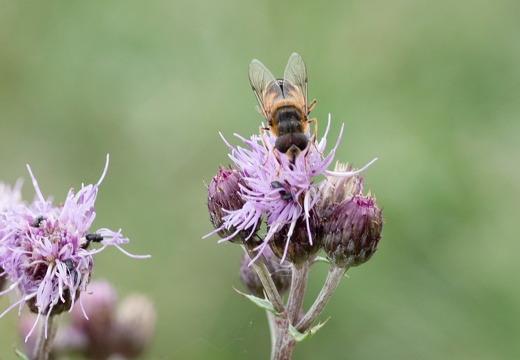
206,115,377,263
0,180,24,292
0,180,23,212
0,155,150,342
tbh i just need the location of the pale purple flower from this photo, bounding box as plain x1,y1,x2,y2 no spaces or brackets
0,180,23,246
0,155,149,341
0,180,23,291
0,180,23,212
206,115,377,263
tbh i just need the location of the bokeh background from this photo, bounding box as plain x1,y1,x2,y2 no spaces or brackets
1,0,519,359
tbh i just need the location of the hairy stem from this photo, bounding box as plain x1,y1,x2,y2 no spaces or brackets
242,246,285,314
286,261,310,324
296,266,346,332
266,311,277,359
33,314,60,360
272,316,296,360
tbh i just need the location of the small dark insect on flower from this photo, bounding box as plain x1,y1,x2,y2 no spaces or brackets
64,259,74,270
83,233,104,249
271,181,293,201
64,259,79,285
32,215,44,227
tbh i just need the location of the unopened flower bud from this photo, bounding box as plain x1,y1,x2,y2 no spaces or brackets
70,280,118,360
323,194,383,268
114,294,156,358
269,210,322,265
66,280,156,359
240,247,292,297
207,165,257,243
318,162,364,219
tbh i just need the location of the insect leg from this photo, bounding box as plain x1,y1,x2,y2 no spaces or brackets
307,99,317,115
259,126,273,166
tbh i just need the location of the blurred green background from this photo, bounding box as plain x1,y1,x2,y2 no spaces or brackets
1,0,519,359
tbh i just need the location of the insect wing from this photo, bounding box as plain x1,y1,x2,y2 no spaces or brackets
249,59,282,117
283,52,308,112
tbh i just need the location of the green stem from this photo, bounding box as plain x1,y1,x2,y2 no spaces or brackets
32,314,60,360
296,266,346,332
285,261,310,324
266,311,277,359
242,246,285,315
271,316,296,360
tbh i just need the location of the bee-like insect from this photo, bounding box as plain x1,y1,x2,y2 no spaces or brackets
248,52,317,163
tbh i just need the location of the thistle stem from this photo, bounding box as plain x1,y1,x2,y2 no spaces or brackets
266,311,277,359
286,261,310,324
32,314,60,360
242,245,285,314
296,266,346,332
271,316,296,360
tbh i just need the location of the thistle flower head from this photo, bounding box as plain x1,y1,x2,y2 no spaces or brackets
269,208,322,264
114,294,156,358
0,155,148,341
323,190,383,268
205,115,377,263
317,162,364,217
0,180,23,292
0,180,23,212
206,165,259,244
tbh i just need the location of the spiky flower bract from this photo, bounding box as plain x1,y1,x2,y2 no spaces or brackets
206,165,260,245
323,193,383,268
320,162,383,268
0,155,149,341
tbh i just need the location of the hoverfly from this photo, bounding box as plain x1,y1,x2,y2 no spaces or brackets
248,52,316,163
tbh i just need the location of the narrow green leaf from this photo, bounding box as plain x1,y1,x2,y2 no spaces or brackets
14,348,29,360
313,256,332,265
234,287,281,317
289,318,330,342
